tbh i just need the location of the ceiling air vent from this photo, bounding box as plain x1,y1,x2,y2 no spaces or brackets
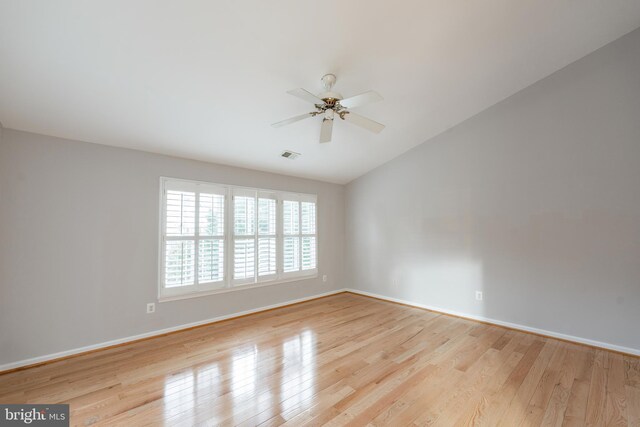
281,150,300,160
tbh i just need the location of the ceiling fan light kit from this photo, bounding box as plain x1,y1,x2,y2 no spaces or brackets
272,74,385,143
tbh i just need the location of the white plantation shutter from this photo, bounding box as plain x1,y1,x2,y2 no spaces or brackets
199,239,224,282
160,180,226,298
282,197,317,275
301,236,316,270
164,190,196,287
301,202,316,235
283,236,300,272
301,202,317,270
258,237,276,275
233,238,255,279
283,200,300,272
233,192,257,282
198,193,225,283
283,200,300,234
199,193,224,236
233,195,256,236
232,192,278,283
257,196,277,277
165,240,195,287
166,190,196,236
160,177,317,300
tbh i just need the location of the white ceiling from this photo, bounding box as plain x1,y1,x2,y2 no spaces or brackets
1,1,639,184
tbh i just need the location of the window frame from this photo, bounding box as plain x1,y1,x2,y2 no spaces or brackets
158,177,318,302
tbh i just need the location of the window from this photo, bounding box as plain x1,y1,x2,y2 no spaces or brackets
159,177,317,300
160,180,226,299
283,198,317,274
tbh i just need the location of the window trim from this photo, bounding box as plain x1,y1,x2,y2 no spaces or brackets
158,177,318,302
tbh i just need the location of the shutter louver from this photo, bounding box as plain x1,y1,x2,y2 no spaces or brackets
166,191,195,236
257,198,276,277
199,239,224,282
283,200,299,235
283,200,300,272
283,236,300,272
258,237,276,276
164,191,196,287
165,240,195,287
199,193,224,236
301,202,316,235
198,192,225,283
234,238,255,280
233,195,257,281
301,236,316,270
234,196,256,236
301,201,317,271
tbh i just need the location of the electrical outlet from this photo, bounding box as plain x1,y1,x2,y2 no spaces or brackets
475,291,483,301
146,303,156,314
322,275,328,282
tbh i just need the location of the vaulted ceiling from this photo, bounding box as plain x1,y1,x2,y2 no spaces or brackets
1,1,640,183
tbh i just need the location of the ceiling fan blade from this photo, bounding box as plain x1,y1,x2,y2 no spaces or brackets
287,88,325,105
342,111,385,133
319,118,333,143
271,113,314,128
339,90,383,109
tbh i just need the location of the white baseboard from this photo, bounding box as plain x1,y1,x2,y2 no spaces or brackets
344,288,640,357
0,289,346,373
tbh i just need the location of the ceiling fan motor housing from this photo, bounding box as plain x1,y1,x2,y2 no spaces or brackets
318,93,343,108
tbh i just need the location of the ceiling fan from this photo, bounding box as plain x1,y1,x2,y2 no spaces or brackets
272,74,385,143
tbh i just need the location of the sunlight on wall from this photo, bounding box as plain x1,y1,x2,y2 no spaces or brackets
393,256,484,314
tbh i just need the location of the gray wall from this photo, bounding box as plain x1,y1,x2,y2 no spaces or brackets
0,129,345,365
346,28,640,350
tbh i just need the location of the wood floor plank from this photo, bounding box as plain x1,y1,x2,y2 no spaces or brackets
540,346,581,426
478,338,548,426
586,350,609,426
424,338,521,426
606,353,629,426
562,347,594,427
0,293,638,426
626,357,640,388
452,334,525,426
626,385,640,427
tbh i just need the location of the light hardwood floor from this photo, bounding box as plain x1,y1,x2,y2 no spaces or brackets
1,293,639,426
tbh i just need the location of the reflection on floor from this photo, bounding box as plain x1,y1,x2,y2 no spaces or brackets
1,293,639,426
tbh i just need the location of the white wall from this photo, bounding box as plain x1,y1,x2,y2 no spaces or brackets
0,129,345,365
346,28,640,351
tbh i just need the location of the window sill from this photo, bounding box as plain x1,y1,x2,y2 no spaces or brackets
158,272,319,303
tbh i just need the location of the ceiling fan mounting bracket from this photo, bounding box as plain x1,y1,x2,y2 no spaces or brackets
321,73,337,91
